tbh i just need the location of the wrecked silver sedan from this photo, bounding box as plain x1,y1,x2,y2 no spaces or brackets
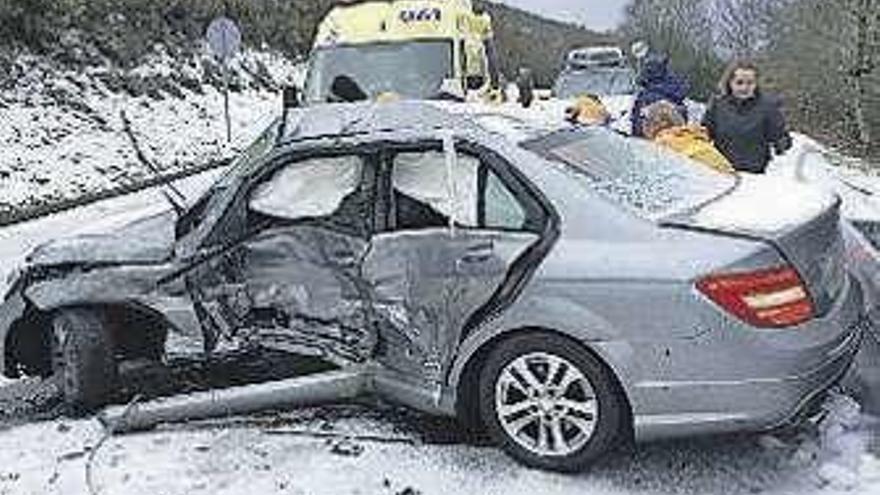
0,101,866,471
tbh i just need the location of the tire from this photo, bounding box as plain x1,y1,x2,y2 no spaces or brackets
51,308,119,413
478,332,626,472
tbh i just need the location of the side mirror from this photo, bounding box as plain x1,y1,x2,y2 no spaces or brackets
465,74,485,91
282,85,302,109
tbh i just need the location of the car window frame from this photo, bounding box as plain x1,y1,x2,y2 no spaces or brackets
377,138,546,235
195,144,382,253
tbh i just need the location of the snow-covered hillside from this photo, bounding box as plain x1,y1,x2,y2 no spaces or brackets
0,43,304,224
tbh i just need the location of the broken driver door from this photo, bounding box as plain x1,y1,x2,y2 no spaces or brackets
364,134,547,390
187,153,379,365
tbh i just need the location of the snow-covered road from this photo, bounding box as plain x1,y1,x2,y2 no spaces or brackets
0,399,878,495
0,177,879,494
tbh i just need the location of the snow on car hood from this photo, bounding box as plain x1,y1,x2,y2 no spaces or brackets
688,174,837,234
25,210,177,266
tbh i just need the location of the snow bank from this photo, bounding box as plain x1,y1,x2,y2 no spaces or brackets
768,134,880,222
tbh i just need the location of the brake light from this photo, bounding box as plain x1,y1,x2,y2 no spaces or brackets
696,266,814,328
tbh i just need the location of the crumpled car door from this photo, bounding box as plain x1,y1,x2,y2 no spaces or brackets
363,142,544,386
239,225,374,364
364,229,538,384
186,154,377,365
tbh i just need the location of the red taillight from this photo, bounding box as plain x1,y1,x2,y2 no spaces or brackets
696,266,814,328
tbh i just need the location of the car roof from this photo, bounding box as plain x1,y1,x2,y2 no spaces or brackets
279,101,477,144
278,100,567,145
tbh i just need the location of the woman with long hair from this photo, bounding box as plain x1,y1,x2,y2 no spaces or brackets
702,60,793,173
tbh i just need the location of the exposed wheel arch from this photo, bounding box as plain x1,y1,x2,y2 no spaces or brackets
5,305,53,377
454,327,634,442
5,302,169,377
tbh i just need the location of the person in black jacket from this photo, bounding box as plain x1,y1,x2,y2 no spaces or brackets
702,60,793,173
515,67,535,108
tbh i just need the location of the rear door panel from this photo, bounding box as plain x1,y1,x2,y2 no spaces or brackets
365,229,537,384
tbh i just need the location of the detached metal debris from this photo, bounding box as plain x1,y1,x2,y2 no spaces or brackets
100,369,367,432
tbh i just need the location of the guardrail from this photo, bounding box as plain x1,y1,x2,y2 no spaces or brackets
0,158,231,228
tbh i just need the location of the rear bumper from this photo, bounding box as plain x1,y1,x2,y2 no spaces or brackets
632,282,866,441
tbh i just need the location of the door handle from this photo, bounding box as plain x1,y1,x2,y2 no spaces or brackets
458,242,495,264
330,249,359,266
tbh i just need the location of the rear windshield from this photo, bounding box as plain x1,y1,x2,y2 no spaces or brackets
524,128,737,219
554,69,635,97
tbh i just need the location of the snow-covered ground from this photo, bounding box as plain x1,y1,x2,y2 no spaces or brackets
0,167,223,293
0,390,878,494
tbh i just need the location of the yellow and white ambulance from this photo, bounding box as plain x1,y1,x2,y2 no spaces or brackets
301,0,499,103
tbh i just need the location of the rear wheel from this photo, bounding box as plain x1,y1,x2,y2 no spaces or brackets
51,308,119,413
478,332,626,472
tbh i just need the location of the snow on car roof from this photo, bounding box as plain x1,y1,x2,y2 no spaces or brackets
440,101,570,142
279,100,569,145
279,101,479,143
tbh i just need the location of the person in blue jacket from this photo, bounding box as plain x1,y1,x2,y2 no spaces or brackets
630,53,689,137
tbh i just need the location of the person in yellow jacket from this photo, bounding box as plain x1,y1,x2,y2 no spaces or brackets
565,94,611,126
641,100,736,174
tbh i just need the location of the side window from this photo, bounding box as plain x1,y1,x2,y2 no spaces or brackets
389,148,529,232
484,169,527,230
391,150,479,229
250,155,363,219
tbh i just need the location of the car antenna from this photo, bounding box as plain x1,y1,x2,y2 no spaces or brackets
119,109,187,216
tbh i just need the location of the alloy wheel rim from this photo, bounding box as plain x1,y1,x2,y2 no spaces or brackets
494,351,598,457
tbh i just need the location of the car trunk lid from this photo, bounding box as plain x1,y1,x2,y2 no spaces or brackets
665,175,845,316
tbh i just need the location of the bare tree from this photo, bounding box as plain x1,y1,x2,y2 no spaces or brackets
763,0,878,152
849,0,878,147
713,0,782,57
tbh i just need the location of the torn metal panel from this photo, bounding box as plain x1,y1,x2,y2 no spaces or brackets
25,210,176,266
26,265,175,307
22,264,204,340
188,225,376,365
364,228,537,384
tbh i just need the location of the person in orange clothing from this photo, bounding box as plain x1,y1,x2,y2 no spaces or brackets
641,100,736,174
564,94,611,126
